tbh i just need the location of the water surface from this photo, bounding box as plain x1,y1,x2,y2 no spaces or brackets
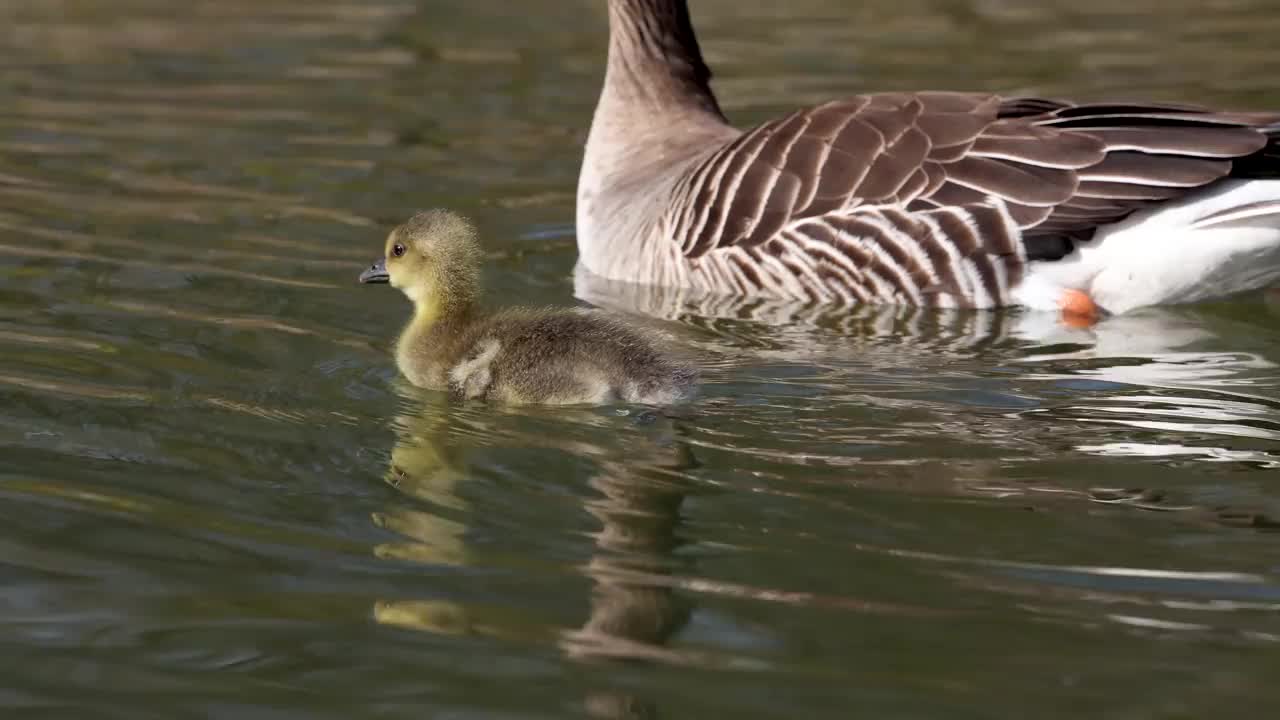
3,0,1280,717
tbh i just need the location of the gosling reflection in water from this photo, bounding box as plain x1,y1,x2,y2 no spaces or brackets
371,395,698,718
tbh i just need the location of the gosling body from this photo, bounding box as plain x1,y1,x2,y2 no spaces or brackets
360,210,697,406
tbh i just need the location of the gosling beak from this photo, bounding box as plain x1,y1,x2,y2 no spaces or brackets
359,258,389,284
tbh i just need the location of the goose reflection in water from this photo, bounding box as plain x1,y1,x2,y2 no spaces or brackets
1009,304,1280,474
369,390,698,718
578,267,1280,525
579,263,1280,469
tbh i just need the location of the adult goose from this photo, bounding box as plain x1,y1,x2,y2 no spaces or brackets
577,0,1280,321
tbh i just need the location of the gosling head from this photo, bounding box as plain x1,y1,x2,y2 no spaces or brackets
359,209,483,313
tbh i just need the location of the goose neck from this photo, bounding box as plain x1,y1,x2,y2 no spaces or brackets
602,0,724,119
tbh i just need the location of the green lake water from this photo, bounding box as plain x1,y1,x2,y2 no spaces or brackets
2,1,1280,717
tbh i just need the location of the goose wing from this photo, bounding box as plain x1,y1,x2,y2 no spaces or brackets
674,92,1277,260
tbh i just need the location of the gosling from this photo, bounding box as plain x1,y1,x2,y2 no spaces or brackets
358,210,698,406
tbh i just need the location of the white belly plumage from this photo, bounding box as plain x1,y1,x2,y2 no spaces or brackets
1016,179,1280,314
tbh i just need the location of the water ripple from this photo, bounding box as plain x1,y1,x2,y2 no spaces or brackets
2,0,1280,717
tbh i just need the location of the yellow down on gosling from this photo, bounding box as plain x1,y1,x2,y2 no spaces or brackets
359,210,698,405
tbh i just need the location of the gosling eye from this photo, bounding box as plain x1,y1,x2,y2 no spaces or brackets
391,243,406,258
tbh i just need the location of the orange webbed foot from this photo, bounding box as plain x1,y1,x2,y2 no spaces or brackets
1059,288,1102,328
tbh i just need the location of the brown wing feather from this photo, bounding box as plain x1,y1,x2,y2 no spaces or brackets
677,92,1280,260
